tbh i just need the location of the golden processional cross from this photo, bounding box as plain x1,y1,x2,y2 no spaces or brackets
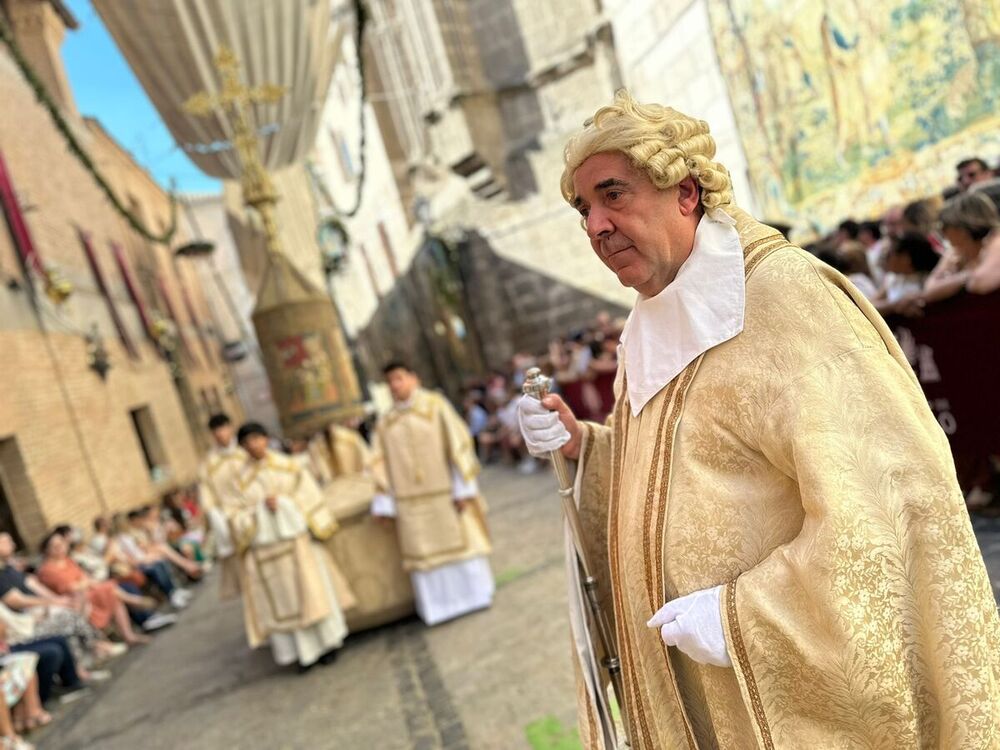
183,46,286,256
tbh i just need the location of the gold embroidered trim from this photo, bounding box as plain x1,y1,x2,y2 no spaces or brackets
582,422,596,470
253,543,303,624
607,395,652,749
642,381,677,611
744,242,789,279
653,362,701,750
726,582,774,750
742,233,783,255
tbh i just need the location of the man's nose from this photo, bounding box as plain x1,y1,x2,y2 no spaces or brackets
586,207,614,239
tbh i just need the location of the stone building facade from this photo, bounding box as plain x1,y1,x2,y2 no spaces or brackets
301,0,632,399
0,0,241,546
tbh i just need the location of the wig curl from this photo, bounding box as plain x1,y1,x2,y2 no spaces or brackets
560,90,733,210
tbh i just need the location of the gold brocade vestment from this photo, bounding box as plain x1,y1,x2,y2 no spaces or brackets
198,445,245,600
232,451,356,649
371,389,491,572
572,209,1000,749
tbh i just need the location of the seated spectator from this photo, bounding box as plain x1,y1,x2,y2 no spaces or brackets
100,523,177,634
118,511,193,609
89,517,110,558
0,533,123,670
0,630,46,741
162,494,205,564
5,626,84,709
50,526,108,582
874,233,940,315
36,532,152,646
924,191,1000,304
0,673,32,749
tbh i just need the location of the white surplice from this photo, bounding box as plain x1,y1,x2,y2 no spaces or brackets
372,468,494,625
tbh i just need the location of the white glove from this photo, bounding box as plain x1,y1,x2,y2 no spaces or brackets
370,493,397,518
518,395,570,458
647,585,731,668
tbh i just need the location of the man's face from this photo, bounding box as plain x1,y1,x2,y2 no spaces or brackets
385,368,419,403
571,152,701,297
958,162,991,191
241,434,270,460
883,207,905,240
211,424,233,448
0,534,14,559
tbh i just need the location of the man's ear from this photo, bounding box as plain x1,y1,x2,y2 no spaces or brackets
676,176,701,217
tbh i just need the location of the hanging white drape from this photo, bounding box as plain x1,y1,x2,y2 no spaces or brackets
93,0,346,179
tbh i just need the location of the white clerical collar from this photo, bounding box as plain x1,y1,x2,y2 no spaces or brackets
619,208,744,416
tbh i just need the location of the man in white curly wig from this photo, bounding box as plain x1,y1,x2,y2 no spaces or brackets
519,91,1000,749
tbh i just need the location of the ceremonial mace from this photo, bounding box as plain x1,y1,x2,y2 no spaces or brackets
522,368,630,749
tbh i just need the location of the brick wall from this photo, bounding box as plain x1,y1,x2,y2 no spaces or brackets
0,39,239,546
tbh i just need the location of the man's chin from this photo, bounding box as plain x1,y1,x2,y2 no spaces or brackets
613,266,647,290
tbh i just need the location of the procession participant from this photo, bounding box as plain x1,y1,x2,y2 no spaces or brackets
519,90,1000,748
197,414,246,600
232,423,354,671
370,363,494,626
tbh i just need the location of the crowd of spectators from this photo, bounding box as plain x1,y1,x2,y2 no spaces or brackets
0,492,209,748
809,157,1000,316
462,311,624,473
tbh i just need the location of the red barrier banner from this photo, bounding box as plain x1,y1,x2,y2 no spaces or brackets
885,291,1000,497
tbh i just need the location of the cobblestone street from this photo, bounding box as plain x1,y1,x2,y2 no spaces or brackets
39,469,1000,750
40,466,580,750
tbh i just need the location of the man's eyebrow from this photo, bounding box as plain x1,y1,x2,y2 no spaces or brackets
595,178,628,191
573,178,628,208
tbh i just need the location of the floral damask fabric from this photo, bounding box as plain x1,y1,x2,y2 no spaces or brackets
573,209,1000,749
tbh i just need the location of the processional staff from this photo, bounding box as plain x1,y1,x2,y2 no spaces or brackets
522,367,630,749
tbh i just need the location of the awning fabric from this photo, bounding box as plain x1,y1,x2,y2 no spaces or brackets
93,0,344,179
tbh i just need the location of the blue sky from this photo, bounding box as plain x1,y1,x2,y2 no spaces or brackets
61,0,221,195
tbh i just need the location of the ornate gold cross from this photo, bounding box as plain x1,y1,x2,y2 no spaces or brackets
183,46,286,255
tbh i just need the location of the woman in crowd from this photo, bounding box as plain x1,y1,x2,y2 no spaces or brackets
923,191,1000,303
0,533,124,670
36,533,151,646
0,620,45,747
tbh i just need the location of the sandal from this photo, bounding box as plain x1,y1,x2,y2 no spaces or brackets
23,711,52,732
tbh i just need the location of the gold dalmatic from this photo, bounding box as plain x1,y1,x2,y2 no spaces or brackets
370,388,491,572
571,208,1000,749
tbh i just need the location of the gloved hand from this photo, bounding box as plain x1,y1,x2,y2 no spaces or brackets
518,395,572,458
647,585,731,668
